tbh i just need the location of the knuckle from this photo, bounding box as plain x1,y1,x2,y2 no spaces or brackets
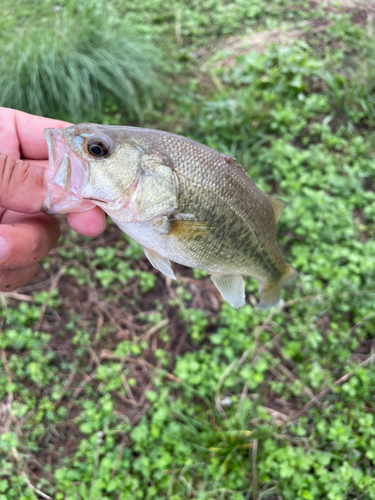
0,269,16,292
29,217,57,258
0,265,37,292
0,153,32,198
34,229,45,259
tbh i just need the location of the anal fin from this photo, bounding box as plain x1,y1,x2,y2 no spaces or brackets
143,247,176,280
210,273,245,309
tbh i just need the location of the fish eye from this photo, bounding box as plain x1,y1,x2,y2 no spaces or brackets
87,139,109,157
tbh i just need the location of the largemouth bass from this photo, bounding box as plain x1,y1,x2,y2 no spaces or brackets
43,124,297,309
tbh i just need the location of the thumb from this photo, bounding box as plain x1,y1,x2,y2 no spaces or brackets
0,153,46,213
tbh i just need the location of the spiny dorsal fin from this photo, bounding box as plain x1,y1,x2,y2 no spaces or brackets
267,195,287,223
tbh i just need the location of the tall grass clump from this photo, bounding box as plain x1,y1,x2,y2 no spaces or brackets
0,0,166,122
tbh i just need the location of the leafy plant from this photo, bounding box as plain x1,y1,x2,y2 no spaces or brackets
1,2,375,500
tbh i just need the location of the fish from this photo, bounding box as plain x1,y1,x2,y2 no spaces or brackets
43,124,298,309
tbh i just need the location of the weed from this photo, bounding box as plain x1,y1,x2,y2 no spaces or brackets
1,2,375,500
0,0,165,122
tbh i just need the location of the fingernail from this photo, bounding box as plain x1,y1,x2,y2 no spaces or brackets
0,237,9,261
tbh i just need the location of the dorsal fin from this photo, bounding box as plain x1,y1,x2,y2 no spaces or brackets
267,195,287,223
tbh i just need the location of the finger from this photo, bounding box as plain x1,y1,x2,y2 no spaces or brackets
67,206,106,237
0,263,39,292
0,213,60,269
25,159,49,169
0,154,46,213
0,155,106,234
0,107,71,159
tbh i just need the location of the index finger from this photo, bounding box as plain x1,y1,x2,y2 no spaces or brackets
0,154,47,213
0,107,72,159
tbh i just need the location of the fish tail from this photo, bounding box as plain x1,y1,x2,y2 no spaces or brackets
258,264,298,310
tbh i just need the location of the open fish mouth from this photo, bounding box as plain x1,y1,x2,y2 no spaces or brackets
42,128,96,214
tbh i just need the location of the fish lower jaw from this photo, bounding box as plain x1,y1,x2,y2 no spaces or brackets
43,192,96,214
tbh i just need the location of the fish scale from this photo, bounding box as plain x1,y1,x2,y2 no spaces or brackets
146,131,281,277
43,124,298,309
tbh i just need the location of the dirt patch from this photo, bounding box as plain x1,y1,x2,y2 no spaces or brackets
319,0,375,8
207,20,332,69
200,1,375,70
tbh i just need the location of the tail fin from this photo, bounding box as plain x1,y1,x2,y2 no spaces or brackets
258,264,298,310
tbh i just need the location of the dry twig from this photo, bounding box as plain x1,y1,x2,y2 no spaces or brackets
1,348,13,432
3,292,33,302
252,439,258,500
54,360,78,409
140,318,169,342
292,348,375,421
66,372,97,414
99,350,182,383
21,472,52,500
121,374,138,406
34,264,68,332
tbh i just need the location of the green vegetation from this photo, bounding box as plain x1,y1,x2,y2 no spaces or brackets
1,1,375,499
0,0,164,122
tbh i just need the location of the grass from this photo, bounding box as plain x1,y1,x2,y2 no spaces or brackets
1,1,375,499
0,0,165,122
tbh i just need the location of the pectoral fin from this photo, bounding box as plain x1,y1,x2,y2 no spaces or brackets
168,219,213,239
210,273,245,308
150,216,171,235
143,247,176,280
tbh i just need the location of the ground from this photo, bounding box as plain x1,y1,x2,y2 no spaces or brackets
1,1,375,499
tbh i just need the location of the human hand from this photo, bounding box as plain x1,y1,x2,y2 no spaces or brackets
0,107,106,291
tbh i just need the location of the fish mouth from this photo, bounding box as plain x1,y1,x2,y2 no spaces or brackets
43,128,96,215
